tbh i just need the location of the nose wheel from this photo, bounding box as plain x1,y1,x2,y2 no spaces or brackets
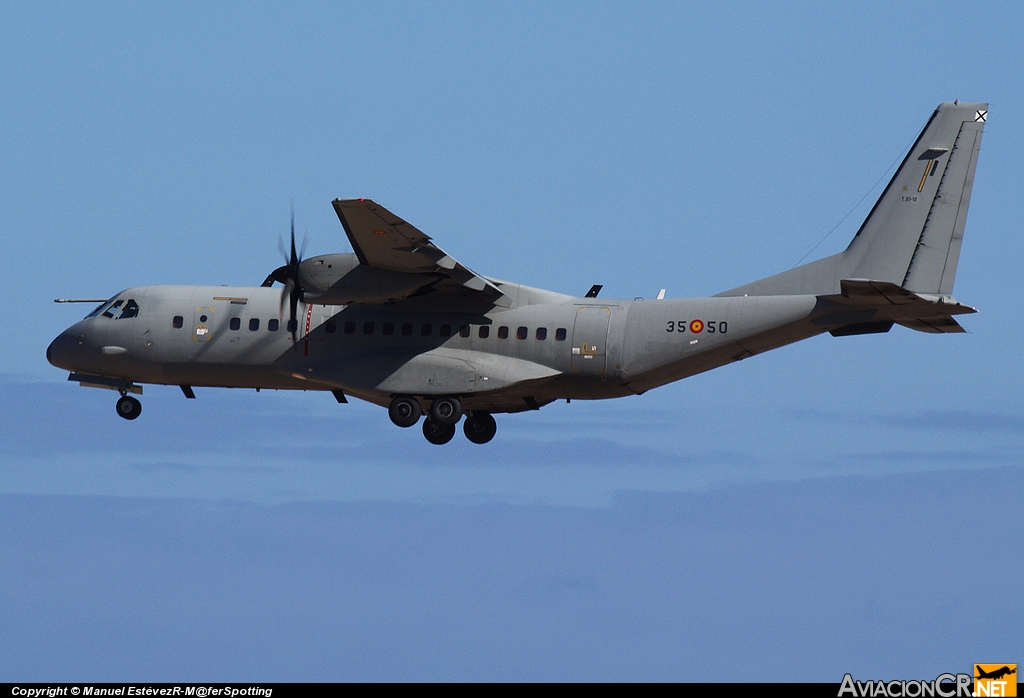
116,395,142,420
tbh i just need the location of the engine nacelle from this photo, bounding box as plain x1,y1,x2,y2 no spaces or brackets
299,253,439,305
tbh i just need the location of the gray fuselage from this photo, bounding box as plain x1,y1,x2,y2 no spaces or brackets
48,281,822,413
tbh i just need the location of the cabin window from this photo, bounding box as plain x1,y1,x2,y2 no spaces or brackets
478,326,490,339
324,320,336,334
102,300,124,318
402,322,413,336
460,325,471,338
555,328,567,341
172,315,184,329
517,326,528,340
363,321,375,335
440,324,452,337
118,299,140,319
421,323,432,336
344,321,356,334
498,326,509,339
199,314,208,323
249,318,260,331
536,327,547,340
383,322,395,336
229,317,241,331
268,319,279,332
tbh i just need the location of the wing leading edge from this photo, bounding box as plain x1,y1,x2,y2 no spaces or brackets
332,199,509,306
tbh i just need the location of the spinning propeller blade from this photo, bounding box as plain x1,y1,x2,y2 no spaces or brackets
269,206,306,341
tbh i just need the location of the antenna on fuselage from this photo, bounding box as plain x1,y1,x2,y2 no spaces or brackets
585,285,603,298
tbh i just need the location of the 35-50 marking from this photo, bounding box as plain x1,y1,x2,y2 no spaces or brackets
666,320,727,334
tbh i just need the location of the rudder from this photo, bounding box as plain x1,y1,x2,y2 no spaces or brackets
899,104,985,294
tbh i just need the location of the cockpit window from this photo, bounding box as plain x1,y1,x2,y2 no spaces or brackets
117,299,140,319
97,298,141,319
86,296,118,319
102,300,124,318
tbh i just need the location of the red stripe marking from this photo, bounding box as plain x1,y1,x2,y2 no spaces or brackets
304,304,313,356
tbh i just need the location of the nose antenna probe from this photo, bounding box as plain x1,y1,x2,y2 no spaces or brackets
54,298,109,303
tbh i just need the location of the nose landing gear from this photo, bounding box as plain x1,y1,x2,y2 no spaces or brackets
116,394,142,420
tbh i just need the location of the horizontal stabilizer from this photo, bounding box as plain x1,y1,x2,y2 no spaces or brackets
813,278,975,335
896,317,966,334
830,279,976,314
829,321,893,337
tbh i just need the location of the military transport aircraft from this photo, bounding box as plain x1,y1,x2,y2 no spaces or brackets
48,101,987,445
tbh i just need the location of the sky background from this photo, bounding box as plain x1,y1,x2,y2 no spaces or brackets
1,0,1022,681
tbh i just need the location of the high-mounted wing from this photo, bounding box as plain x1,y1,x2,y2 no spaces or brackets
332,199,508,305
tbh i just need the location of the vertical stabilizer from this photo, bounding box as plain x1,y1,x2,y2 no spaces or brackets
718,102,986,297
898,105,985,294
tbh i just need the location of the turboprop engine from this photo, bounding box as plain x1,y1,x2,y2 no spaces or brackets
295,253,440,305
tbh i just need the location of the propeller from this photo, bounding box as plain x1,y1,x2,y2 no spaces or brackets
261,207,307,341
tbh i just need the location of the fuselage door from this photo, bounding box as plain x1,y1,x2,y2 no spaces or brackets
193,307,216,342
571,306,610,374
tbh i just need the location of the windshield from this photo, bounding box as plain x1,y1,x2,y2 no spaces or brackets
90,296,141,320
85,295,118,319
102,300,124,318
119,299,140,319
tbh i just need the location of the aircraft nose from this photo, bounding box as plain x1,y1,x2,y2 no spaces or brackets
47,327,84,370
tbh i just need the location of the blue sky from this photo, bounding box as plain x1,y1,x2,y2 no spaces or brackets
1,0,1022,681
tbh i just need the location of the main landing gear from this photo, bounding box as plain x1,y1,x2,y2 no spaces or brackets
463,412,497,445
115,394,142,420
388,396,422,427
422,418,456,445
388,396,497,445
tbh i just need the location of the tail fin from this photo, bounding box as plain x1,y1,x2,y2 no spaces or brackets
719,101,987,297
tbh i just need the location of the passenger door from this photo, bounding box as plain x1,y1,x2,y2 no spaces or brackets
571,306,610,375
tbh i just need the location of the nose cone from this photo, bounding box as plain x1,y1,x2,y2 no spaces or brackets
47,326,84,371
